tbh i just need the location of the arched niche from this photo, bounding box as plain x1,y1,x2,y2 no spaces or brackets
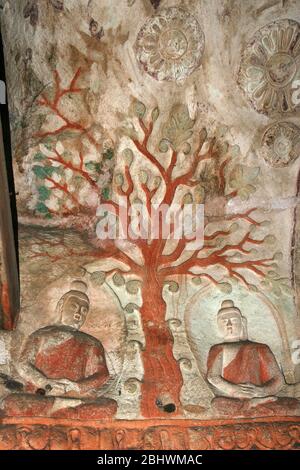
185,283,294,382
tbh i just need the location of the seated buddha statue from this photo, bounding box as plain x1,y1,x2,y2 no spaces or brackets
206,300,285,410
1,281,117,418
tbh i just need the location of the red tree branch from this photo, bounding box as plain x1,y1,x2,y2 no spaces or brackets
219,158,230,194
35,68,98,148
167,150,178,179
132,138,166,180
225,208,261,226
46,149,99,191
45,176,83,210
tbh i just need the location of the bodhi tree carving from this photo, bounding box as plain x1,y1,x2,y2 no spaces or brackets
26,70,291,417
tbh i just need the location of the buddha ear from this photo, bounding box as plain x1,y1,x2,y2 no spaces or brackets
240,316,248,340
56,298,65,318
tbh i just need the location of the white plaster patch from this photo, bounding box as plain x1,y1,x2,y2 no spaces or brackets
0,339,9,365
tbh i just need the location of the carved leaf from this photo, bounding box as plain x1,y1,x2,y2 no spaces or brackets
134,101,146,119
151,107,159,122
124,303,139,313
264,235,276,245
164,280,179,292
126,280,142,294
280,284,293,296
113,272,125,286
218,282,232,293
90,271,106,286
161,104,195,152
229,164,260,200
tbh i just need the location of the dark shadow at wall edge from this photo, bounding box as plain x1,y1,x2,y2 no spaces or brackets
0,28,19,273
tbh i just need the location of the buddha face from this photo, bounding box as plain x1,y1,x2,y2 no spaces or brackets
217,311,243,342
60,294,89,329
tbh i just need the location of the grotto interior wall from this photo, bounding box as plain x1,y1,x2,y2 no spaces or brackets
0,0,300,450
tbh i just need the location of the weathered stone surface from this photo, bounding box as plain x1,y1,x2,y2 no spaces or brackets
0,0,300,449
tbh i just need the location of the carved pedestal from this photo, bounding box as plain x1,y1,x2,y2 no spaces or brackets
1,417,300,450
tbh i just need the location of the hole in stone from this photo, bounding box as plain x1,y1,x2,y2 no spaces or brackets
163,403,176,413
5,379,23,392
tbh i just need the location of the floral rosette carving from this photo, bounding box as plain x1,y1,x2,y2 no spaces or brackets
238,19,300,115
260,121,300,167
135,7,205,82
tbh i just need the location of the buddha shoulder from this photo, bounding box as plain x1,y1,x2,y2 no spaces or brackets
28,325,98,344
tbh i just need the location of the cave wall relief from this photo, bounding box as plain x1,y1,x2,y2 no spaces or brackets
0,0,300,449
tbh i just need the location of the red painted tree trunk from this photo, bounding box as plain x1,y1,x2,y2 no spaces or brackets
140,271,183,417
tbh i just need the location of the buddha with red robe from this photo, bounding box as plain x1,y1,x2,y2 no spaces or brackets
2,281,117,418
206,300,285,411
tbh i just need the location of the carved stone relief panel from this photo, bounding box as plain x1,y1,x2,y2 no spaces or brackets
238,18,300,115
259,121,300,167
0,0,300,448
135,7,205,82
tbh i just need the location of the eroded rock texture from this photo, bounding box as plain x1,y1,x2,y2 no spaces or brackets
0,0,300,448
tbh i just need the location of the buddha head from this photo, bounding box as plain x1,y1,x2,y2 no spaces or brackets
56,281,90,329
217,300,248,342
